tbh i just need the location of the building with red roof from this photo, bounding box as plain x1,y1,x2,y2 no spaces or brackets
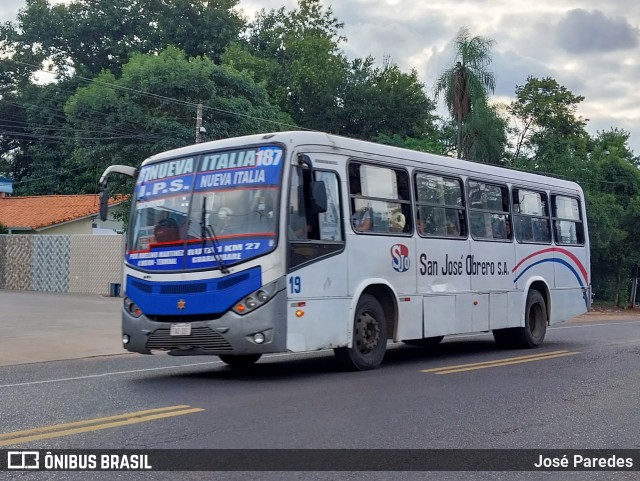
0,193,126,234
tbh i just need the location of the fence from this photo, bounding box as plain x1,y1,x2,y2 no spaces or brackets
0,235,124,295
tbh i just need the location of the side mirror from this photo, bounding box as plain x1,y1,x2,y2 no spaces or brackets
309,181,327,214
99,189,109,222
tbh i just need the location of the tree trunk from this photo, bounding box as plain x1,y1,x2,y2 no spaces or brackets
456,118,463,159
614,269,622,308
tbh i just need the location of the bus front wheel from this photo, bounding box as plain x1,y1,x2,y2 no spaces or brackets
218,354,262,367
334,294,387,371
493,290,547,348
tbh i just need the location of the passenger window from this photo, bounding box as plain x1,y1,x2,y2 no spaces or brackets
287,166,344,270
414,173,466,238
349,162,411,235
512,189,551,244
468,180,512,241
551,195,584,245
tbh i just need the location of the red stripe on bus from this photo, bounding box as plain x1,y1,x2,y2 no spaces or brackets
512,247,588,283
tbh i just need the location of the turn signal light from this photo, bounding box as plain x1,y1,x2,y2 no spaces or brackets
124,297,143,318
232,280,279,315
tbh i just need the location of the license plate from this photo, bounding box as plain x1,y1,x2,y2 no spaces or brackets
170,323,191,336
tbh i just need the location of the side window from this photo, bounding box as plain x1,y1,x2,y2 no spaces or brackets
414,172,466,238
349,162,411,235
287,166,344,270
468,180,512,241
512,189,551,244
552,195,584,245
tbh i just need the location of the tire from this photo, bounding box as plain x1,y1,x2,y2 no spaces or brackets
334,294,387,371
218,354,262,367
493,290,547,349
402,336,444,347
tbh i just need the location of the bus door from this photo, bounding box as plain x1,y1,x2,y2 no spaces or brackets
286,157,349,352
414,172,470,337
511,188,554,327
347,162,416,341
467,181,515,331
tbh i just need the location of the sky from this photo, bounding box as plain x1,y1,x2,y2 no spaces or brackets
1,0,639,155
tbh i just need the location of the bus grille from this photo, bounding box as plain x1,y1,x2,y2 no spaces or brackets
146,327,233,352
130,279,153,293
160,283,207,295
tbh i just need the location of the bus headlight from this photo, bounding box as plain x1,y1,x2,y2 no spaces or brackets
245,297,258,309
232,280,279,315
124,297,143,318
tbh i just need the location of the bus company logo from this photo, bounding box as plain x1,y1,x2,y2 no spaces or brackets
391,244,410,272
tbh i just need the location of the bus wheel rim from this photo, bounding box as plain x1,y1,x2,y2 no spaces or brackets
355,311,380,353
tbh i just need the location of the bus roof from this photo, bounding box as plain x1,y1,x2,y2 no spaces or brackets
142,131,583,194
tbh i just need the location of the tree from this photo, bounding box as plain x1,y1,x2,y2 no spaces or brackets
433,27,496,158
341,56,439,141
63,47,292,195
584,129,640,306
507,76,588,171
1,0,245,77
226,0,442,144
0,78,86,195
225,0,347,132
459,101,507,163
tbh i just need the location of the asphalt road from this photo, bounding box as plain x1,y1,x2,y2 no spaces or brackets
1,316,639,481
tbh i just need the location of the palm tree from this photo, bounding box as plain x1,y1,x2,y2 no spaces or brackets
434,27,496,158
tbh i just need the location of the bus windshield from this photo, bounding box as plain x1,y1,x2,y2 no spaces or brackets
127,145,284,271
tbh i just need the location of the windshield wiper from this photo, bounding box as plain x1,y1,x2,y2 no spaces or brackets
200,198,230,274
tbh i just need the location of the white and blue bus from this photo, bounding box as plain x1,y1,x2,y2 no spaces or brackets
99,131,590,370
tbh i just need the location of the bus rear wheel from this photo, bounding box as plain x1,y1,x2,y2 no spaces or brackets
334,294,387,371
493,290,547,348
218,354,262,367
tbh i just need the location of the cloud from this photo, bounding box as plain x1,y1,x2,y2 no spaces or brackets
556,9,639,54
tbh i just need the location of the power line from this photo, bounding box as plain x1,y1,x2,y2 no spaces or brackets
7,57,310,132
0,98,168,142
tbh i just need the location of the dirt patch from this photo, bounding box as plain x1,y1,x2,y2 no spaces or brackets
570,307,640,323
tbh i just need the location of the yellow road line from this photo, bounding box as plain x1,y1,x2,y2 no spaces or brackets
422,350,571,373
422,350,580,375
0,405,204,447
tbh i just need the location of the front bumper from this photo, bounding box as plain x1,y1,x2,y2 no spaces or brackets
122,288,288,356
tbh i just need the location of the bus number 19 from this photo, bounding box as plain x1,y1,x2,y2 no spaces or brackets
289,276,301,294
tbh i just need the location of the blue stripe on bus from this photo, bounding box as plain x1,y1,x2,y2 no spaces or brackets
126,266,262,316
513,258,588,307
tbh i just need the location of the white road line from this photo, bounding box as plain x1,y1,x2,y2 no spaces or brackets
0,352,306,389
550,320,640,329
1,320,638,389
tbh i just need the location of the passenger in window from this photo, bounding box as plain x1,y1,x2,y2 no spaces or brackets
390,212,406,232
349,170,371,232
352,207,372,232
492,218,504,239
154,217,180,243
290,217,311,240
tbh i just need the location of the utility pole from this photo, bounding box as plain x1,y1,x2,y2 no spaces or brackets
631,265,639,308
195,103,203,143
